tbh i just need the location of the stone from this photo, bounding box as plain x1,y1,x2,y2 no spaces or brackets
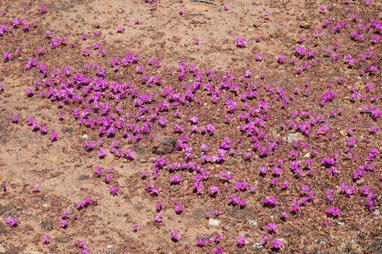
104,245,116,253
284,132,304,143
208,218,221,226
54,236,72,243
41,220,53,231
299,21,310,29
153,135,176,155
374,209,380,216
339,130,347,136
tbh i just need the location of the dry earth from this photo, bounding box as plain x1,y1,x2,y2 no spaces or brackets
1,0,382,253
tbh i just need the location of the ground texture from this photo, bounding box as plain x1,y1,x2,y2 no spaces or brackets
1,0,382,253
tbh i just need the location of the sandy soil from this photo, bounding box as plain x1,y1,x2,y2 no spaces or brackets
1,0,382,253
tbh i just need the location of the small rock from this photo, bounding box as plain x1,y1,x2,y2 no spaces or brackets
3,247,22,254
208,218,221,226
374,209,380,216
42,203,49,208
82,134,88,140
284,132,304,143
299,21,310,29
104,245,116,253
339,130,347,136
41,220,53,231
0,245,6,252
153,135,176,155
132,145,146,155
78,174,90,181
253,242,263,249
0,222,6,233
62,127,73,133
117,8,124,14
304,153,311,158
54,236,72,243
248,220,257,226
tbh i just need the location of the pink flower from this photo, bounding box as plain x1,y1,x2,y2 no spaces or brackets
210,186,218,195
11,115,18,123
5,216,17,227
60,219,67,228
215,247,223,253
39,5,46,14
171,231,179,241
267,223,277,233
109,186,118,196
197,237,205,247
154,215,162,222
270,239,282,248
260,235,268,244
117,26,124,33
178,8,184,15
175,203,183,214
61,210,69,218
224,4,229,10
99,148,106,157
236,37,246,47
42,234,50,244
237,235,246,246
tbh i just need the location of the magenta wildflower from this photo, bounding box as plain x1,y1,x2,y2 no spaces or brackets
154,215,162,222
267,223,277,233
132,224,138,231
42,234,50,244
215,234,222,243
197,237,205,247
109,186,118,196
210,186,218,195
40,125,47,134
224,4,229,10
5,216,18,227
171,231,179,241
99,148,107,157
260,235,268,245
270,239,282,248
50,131,57,141
117,26,124,33
215,247,223,253
178,8,184,15
60,219,67,228
236,37,246,47
11,115,18,123
237,235,246,246
61,210,68,218
175,202,183,214
327,207,341,216
39,5,46,14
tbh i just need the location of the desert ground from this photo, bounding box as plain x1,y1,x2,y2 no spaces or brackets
1,0,382,253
